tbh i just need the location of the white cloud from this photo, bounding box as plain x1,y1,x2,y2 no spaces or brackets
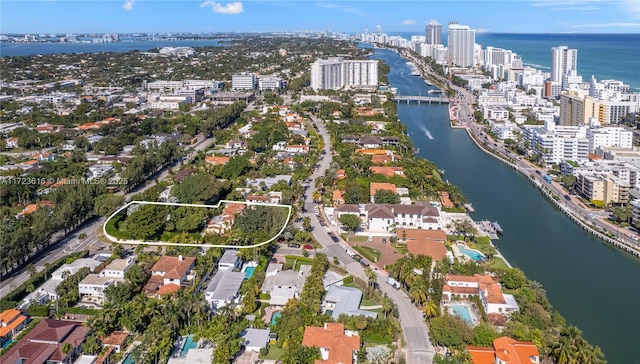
315,2,369,17
123,0,135,11
401,19,416,25
621,0,640,18
200,1,244,14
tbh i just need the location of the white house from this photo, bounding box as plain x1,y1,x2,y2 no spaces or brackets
241,328,270,352
218,250,241,271
442,274,519,316
323,286,377,320
78,257,136,301
205,270,245,312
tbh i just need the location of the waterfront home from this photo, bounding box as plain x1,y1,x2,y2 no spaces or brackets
0,319,89,364
0,309,29,346
323,286,377,320
302,323,360,364
144,255,196,297
369,166,405,178
335,202,443,232
101,331,129,353
442,274,519,316
466,336,539,364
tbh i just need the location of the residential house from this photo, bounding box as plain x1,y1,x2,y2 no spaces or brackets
369,166,405,178
15,200,54,219
78,257,136,301
225,140,247,149
359,135,383,149
443,274,520,316
397,228,448,261
144,255,196,297
245,175,292,190
205,156,230,166
36,123,64,134
205,203,245,235
261,263,311,307
302,323,360,364
0,309,29,346
340,135,360,144
323,286,377,320
332,190,345,205
0,319,89,364
335,202,443,232
336,169,347,179
285,144,309,154
466,336,540,364
19,258,102,310
439,191,455,208
204,270,245,312
370,182,397,202
218,250,241,271
101,331,129,353
240,328,270,353
5,137,18,149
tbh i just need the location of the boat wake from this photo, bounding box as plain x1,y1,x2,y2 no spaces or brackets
420,126,434,140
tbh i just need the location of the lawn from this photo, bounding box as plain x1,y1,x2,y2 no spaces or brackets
360,298,378,307
352,245,381,263
285,256,314,271
393,244,408,255
486,256,510,270
259,346,284,360
346,235,369,243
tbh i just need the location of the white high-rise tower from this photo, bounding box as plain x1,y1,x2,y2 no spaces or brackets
447,23,475,67
551,46,578,83
425,20,442,45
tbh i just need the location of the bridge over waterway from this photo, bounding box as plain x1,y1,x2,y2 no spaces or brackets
392,95,450,104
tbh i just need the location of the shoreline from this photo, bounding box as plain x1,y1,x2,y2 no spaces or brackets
393,47,640,259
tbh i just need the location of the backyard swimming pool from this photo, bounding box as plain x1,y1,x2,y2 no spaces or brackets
243,266,256,279
458,245,485,261
449,304,473,326
271,311,282,326
122,352,135,364
179,335,197,357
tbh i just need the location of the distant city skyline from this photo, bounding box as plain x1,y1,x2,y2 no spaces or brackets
2,0,640,35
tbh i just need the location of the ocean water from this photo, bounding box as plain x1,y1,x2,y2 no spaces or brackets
393,32,640,91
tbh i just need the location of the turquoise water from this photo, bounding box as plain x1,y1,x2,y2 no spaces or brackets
458,246,485,261
449,305,473,326
179,336,197,357
1,339,14,349
244,266,256,279
271,311,282,326
122,353,135,364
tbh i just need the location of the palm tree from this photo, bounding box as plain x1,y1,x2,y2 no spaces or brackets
552,339,574,364
381,296,393,319
423,299,439,320
409,282,428,306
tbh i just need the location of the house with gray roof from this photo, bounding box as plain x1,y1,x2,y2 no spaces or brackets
241,328,270,352
245,175,292,190
261,263,311,307
205,270,245,312
323,286,377,320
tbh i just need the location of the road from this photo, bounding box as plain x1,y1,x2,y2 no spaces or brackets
303,113,435,363
0,134,217,300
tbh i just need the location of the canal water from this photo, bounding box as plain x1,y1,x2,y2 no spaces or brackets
369,47,640,363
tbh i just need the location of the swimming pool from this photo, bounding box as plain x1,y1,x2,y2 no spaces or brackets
458,245,485,261
179,336,197,357
271,311,282,326
449,304,473,325
1,339,14,349
244,266,256,279
122,352,135,364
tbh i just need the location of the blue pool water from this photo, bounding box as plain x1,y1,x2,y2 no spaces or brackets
271,311,282,326
179,336,197,357
1,339,14,349
449,305,473,325
122,353,135,364
458,246,485,261
244,266,256,279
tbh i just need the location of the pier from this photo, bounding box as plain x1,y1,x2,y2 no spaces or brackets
392,95,449,104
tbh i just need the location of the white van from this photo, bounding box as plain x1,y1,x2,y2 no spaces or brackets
386,277,400,289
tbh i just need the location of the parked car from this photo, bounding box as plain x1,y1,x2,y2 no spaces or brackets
287,243,300,248
352,255,362,262
303,244,313,250
319,220,326,226
328,233,340,243
382,238,387,244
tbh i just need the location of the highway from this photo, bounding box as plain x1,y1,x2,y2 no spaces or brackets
303,113,435,363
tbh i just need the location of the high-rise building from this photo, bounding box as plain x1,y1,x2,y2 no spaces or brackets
232,72,256,90
551,46,578,83
425,20,442,45
310,58,378,90
447,23,475,67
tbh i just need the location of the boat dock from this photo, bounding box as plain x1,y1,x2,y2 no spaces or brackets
464,203,475,212
476,220,502,239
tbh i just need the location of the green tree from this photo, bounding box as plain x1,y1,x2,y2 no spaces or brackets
373,189,400,204
501,268,526,290
93,194,125,217
339,214,361,234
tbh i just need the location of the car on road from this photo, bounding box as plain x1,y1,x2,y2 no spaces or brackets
327,233,340,243
303,244,313,250
287,243,300,248
319,220,326,226
352,254,362,262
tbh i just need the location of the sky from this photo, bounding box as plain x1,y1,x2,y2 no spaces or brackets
2,0,640,35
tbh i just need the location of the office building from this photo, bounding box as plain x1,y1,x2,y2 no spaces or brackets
425,20,442,45
232,72,256,90
310,58,378,90
447,23,475,67
551,46,578,83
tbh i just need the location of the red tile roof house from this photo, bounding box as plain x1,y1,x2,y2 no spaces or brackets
143,255,196,297
0,319,89,364
467,336,540,364
0,309,29,346
302,323,360,364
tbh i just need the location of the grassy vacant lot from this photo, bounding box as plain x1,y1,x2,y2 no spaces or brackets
353,245,381,262
487,256,510,270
